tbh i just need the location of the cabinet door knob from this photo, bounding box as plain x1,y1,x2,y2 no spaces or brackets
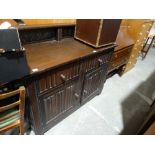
98,58,103,65
74,93,79,99
83,89,88,94
60,74,66,81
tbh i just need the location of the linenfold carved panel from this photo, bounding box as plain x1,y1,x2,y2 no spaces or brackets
82,68,105,103
39,79,80,129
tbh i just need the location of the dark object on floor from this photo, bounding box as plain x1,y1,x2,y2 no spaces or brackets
137,100,155,134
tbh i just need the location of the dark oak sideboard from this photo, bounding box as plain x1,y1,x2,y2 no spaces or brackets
25,38,115,134
0,23,116,134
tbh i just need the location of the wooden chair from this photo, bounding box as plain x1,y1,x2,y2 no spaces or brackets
0,86,25,135
141,34,155,60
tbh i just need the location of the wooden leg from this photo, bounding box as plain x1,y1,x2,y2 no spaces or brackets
19,119,25,135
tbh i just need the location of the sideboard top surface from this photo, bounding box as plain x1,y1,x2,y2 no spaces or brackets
25,38,115,74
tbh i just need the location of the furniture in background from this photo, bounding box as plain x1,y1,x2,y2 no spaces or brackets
0,86,25,135
138,100,155,135
141,34,155,59
108,25,134,76
75,19,121,48
0,19,76,27
120,20,154,74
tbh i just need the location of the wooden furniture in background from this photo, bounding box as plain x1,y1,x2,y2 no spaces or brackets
141,34,155,59
0,19,76,26
120,20,154,73
75,19,121,48
0,86,25,135
108,25,134,75
22,19,75,25
138,100,155,135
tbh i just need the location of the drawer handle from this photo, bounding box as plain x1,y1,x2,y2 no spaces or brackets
98,58,103,65
74,93,80,99
60,74,66,81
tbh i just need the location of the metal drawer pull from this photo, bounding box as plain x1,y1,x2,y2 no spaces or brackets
60,74,66,81
74,93,79,99
98,58,103,65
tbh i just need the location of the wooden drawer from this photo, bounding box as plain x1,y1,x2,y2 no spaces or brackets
112,47,132,61
82,50,113,73
36,62,80,94
109,56,128,71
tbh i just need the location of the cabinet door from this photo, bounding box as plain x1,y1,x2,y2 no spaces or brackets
81,67,106,104
39,79,81,132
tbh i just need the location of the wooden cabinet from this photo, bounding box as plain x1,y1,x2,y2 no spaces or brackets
25,40,115,134
38,78,81,132
0,23,115,135
75,19,121,48
27,60,82,133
